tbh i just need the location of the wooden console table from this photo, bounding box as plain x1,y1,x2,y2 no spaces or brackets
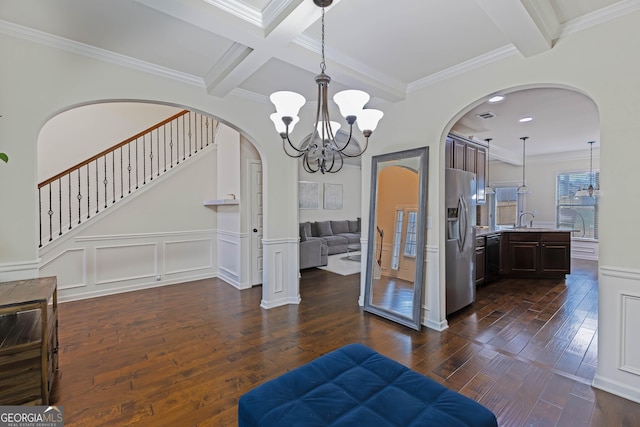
0,276,58,405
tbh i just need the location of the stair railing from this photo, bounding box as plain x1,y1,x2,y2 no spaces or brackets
38,109,218,247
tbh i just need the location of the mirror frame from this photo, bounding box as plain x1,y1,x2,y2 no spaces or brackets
363,147,429,330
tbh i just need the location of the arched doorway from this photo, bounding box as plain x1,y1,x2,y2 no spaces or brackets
37,101,265,300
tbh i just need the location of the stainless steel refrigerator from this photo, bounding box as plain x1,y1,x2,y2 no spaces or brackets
445,168,477,315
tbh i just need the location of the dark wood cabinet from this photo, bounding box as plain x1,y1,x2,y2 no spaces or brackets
446,134,486,204
540,233,571,275
453,139,466,170
445,137,454,169
465,144,477,173
476,147,486,204
475,236,485,286
502,232,571,278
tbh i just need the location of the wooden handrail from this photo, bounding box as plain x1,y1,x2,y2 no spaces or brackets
38,110,190,188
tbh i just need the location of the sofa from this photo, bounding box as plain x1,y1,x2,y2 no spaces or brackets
299,219,361,269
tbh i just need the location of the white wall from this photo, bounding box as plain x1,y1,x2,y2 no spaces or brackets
2,8,640,403
298,164,362,224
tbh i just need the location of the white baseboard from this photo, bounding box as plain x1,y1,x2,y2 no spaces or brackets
592,374,640,404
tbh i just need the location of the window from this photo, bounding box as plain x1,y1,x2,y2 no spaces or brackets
556,171,599,240
495,187,518,228
391,210,403,270
403,211,417,257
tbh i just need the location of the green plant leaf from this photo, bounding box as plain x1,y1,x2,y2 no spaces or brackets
0,153,8,163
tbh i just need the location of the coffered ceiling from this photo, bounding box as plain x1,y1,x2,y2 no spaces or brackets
1,0,636,158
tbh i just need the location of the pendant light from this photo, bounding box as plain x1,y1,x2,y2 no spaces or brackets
575,140,599,197
517,136,529,194
484,138,495,195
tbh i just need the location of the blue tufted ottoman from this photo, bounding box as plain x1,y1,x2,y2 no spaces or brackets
238,343,498,426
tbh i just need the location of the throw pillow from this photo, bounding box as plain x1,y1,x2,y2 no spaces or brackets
330,220,349,234
348,220,358,233
315,221,333,237
301,221,313,238
299,224,307,242
357,217,361,232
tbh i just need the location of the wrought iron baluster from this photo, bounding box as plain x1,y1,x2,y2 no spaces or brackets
112,151,116,203
58,178,63,236
120,147,124,199
163,124,167,172
87,162,91,219
48,184,53,242
77,168,82,224
205,117,209,147
170,121,175,167
149,131,153,181
143,134,147,185
182,115,186,161
128,143,132,193
135,138,139,189
68,174,72,230
187,111,192,157
103,156,108,209
95,159,99,213
157,128,161,177
38,187,43,248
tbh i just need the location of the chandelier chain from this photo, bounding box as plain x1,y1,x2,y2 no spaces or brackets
320,6,326,72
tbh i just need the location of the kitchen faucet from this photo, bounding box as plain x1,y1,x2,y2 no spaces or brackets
518,211,535,228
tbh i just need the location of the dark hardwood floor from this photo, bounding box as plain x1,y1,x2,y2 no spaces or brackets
51,259,640,426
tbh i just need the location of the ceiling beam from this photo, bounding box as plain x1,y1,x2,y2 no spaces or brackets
474,0,560,57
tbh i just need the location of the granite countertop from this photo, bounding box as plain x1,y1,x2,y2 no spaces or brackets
475,227,574,237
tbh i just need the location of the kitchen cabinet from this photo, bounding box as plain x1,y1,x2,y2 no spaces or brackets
485,233,501,283
0,277,58,405
476,147,486,204
446,134,486,204
502,231,570,278
453,138,466,170
475,236,485,286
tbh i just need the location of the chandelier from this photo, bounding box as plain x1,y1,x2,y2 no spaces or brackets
269,0,383,174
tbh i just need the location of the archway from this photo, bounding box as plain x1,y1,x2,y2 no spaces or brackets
37,101,265,300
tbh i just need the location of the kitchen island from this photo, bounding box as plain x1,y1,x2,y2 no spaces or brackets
476,228,572,280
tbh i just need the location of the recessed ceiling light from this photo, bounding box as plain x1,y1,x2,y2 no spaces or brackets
519,116,533,123
488,95,504,103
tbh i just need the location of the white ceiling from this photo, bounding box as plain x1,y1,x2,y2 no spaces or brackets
1,0,635,159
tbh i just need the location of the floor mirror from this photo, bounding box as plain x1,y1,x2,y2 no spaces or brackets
363,147,429,330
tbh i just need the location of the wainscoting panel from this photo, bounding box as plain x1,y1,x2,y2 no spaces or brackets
40,248,86,290
95,243,157,285
621,294,640,376
424,245,447,331
594,265,640,404
261,238,300,309
40,230,218,302
164,239,213,274
217,230,241,288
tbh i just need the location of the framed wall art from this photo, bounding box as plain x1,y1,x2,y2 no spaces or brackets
323,183,343,210
298,181,320,209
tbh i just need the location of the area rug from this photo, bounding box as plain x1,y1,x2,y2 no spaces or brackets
317,252,361,276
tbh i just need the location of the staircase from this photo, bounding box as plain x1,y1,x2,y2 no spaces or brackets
37,110,219,247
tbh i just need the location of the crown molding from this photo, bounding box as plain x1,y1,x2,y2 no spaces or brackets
201,0,264,27
0,19,205,88
558,0,640,38
408,45,519,93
